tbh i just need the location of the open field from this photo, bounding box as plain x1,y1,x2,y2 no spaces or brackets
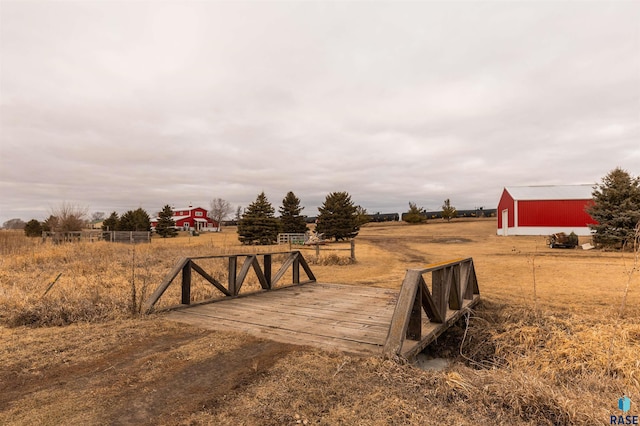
1,219,639,425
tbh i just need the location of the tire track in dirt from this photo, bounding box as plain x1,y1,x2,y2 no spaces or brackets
107,339,295,425
358,235,429,264
1,325,298,425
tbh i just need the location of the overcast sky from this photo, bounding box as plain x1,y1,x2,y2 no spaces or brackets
1,1,639,224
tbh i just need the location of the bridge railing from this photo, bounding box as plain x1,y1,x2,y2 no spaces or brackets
383,257,480,358
142,250,316,313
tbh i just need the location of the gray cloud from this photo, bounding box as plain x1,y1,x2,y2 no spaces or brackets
1,1,639,223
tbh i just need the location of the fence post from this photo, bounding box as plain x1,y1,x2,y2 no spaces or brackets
350,240,356,261
315,244,320,258
432,268,449,320
407,283,422,340
181,260,192,305
293,254,300,284
228,256,237,295
264,254,272,289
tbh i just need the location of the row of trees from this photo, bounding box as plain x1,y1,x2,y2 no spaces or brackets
237,191,362,245
403,199,458,224
19,204,153,237
11,168,639,250
21,202,91,237
101,208,152,232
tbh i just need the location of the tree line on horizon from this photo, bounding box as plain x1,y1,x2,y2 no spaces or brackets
11,191,368,245
6,168,639,249
237,191,365,245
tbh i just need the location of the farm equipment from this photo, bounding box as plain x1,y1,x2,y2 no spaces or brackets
304,231,326,245
547,232,578,249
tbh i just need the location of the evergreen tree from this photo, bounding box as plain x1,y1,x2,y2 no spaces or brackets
119,208,151,232
102,212,119,231
237,192,281,245
279,191,307,234
24,219,43,237
156,205,177,238
43,215,58,232
441,199,457,222
316,191,359,241
587,167,640,249
403,202,426,224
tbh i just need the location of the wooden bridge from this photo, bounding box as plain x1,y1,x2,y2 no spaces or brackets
143,251,480,360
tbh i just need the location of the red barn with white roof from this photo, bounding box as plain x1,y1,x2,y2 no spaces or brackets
497,185,596,236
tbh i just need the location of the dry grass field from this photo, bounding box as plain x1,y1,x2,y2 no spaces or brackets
1,219,639,425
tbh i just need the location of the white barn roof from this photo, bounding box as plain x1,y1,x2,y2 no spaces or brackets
505,185,594,201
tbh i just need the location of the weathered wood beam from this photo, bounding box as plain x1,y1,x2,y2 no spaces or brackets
144,251,317,313
251,256,269,290
407,283,422,340
235,255,255,294
468,259,480,297
293,254,300,284
420,276,444,323
190,261,232,297
459,261,470,301
228,256,238,296
297,252,317,282
449,265,461,310
432,268,451,321
181,260,192,305
263,254,272,289
142,257,190,313
271,253,297,287
383,269,421,358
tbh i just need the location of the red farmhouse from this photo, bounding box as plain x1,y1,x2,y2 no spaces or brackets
151,206,218,232
497,185,596,236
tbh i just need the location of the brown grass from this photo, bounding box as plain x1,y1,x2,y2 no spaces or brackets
1,219,639,425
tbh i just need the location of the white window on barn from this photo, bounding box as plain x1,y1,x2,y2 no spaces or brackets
196,211,203,216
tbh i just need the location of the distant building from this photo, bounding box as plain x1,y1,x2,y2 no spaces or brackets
497,185,597,236
150,206,218,232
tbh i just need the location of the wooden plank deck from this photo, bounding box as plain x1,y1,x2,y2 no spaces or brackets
165,282,479,357
166,283,397,355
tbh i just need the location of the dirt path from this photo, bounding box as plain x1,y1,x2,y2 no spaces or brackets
358,235,430,263
0,320,298,425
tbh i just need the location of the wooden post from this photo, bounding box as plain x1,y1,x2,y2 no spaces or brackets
350,240,356,261
407,283,422,340
264,254,272,289
293,253,300,284
383,269,422,357
181,260,191,305
449,265,461,310
228,256,237,296
315,244,320,258
432,268,450,321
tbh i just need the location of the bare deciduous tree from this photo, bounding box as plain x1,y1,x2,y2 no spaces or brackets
209,198,233,232
50,201,88,232
91,211,106,222
2,218,26,229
